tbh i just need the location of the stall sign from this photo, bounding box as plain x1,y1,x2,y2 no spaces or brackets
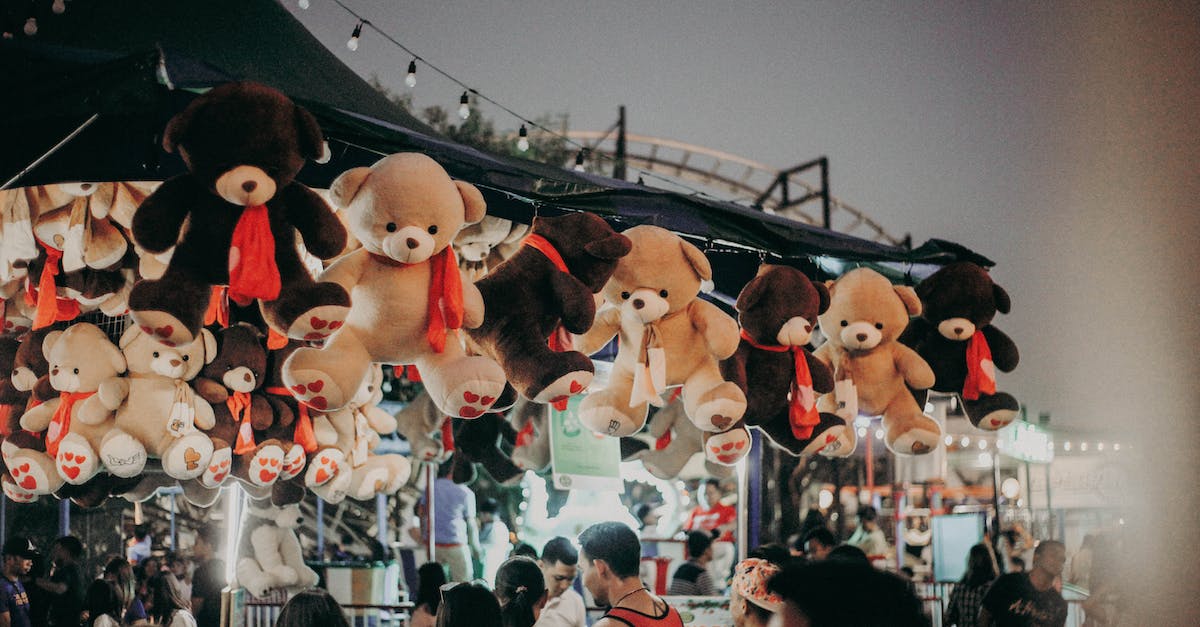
997,421,1054,464
661,596,732,626
550,395,623,491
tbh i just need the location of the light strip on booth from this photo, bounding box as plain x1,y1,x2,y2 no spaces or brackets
225,485,244,586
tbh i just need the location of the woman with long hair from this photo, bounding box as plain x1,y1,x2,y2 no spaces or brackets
104,556,151,626
85,578,125,627
410,562,448,627
944,542,1000,627
493,557,547,627
274,588,351,627
147,574,196,626
436,580,501,627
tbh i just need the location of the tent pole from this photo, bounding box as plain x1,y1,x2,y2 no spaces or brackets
1,114,100,190
316,498,326,558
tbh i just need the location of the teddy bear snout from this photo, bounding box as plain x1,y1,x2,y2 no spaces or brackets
383,227,435,264
937,318,975,341
623,288,670,324
776,316,815,346
10,367,36,392
223,366,257,392
215,165,277,207
839,322,883,351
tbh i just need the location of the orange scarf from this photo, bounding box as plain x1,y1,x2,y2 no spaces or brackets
0,405,12,437
440,416,455,453
739,329,820,439
962,330,996,400
227,391,256,454
524,234,574,352
45,391,94,457
227,205,280,306
425,247,464,353
27,239,80,330
204,286,230,327
515,420,536,448
265,387,318,453
655,428,672,450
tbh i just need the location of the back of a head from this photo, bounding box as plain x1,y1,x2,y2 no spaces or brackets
857,506,877,523
826,544,870,566
495,556,547,627
85,578,122,625
747,543,790,567
275,588,352,627
479,497,500,515
686,530,714,560
578,522,641,579
768,560,928,627
510,543,539,559
417,562,449,612
56,535,84,560
964,542,999,586
802,528,837,552
437,581,502,627
540,537,578,567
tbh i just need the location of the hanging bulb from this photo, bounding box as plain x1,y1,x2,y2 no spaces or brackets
405,59,417,88
298,0,310,9
52,0,67,15
347,21,363,51
573,151,586,172
23,17,37,36
458,91,471,120
517,124,530,152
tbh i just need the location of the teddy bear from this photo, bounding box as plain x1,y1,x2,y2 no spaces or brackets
720,264,847,457
127,81,350,349
283,153,506,420
2,295,34,337
99,325,218,480
631,401,735,480
393,391,451,464
454,215,530,281
899,262,1020,430
813,268,942,456
574,225,746,439
448,413,523,485
509,398,551,472
25,201,129,328
0,185,70,291
467,212,632,406
259,340,326,506
235,500,319,598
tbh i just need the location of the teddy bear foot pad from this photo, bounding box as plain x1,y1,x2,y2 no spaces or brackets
286,305,349,341
531,370,592,405
129,310,194,347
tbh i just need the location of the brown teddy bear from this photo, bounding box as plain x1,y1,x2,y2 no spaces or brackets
813,268,941,455
899,262,1020,430
468,212,632,405
509,398,550,472
128,82,350,349
720,265,846,457
283,153,505,419
575,225,746,438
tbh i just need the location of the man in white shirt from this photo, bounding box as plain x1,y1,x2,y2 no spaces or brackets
845,506,889,558
533,537,585,627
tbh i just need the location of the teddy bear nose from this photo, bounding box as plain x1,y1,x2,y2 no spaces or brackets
243,372,253,383
406,237,419,249
51,368,59,376
856,333,868,342
954,327,964,335
241,180,257,193
632,298,645,310
170,359,182,367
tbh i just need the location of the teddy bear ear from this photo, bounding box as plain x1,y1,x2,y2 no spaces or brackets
454,180,488,224
293,104,326,161
993,283,1011,314
584,233,633,261
814,280,831,315
118,325,143,350
735,275,767,313
106,342,127,375
200,328,219,365
894,285,923,317
162,100,205,154
328,167,372,209
41,330,64,361
680,239,713,281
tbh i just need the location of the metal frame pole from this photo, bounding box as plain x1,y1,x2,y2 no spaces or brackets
59,499,70,536
316,498,326,558
425,463,436,563
746,430,763,553
170,493,177,550
376,493,388,551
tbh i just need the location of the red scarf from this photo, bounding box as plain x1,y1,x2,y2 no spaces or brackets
962,330,996,400
515,420,536,448
655,429,672,450
265,387,319,453
227,205,281,306
227,391,256,454
0,405,12,438
440,416,455,453
45,391,94,457
739,329,820,439
523,234,574,352
27,239,80,330
204,286,230,327
426,247,464,353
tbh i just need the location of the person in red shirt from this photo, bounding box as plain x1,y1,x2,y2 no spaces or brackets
683,479,736,542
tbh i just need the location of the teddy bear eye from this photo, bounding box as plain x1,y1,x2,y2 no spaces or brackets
153,352,160,358
427,225,439,235
73,368,80,375
659,290,669,298
385,222,398,233
182,355,190,362
874,322,884,330
620,291,631,300
840,320,848,327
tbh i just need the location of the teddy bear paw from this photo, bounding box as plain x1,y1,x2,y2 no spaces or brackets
305,449,345,487
889,427,942,456
692,397,747,433
1,474,39,503
312,468,352,504
278,443,307,480
350,466,391,501
56,435,99,484
248,444,286,486
286,305,349,341
100,432,149,478
705,427,752,466
815,425,857,458
7,454,60,494
272,566,299,586
201,447,233,487
129,310,194,348
579,405,644,437
445,379,506,419
283,369,345,412
972,405,1019,431
532,370,593,406
161,433,214,480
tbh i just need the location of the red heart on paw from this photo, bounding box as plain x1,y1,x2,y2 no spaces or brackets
140,326,153,334
268,459,279,467
63,465,80,480
481,396,495,405
319,456,330,464
308,397,327,410
220,460,230,469
722,442,734,451
459,406,482,418
304,332,327,340
291,385,307,395
329,462,338,473
20,476,36,490
825,434,837,444
18,463,29,474
990,418,1003,426
569,380,583,394
463,391,480,403
551,398,568,411
64,452,75,462
258,458,269,466
710,447,721,454
735,441,746,450
307,380,324,393
711,415,732,430
259,470,277,483
310,316,328,330
212,472,228,483
329,321,343,330
315,469,330,484
155,325,174,338
208,465,220,473
718,454,739,464
75,455,86,464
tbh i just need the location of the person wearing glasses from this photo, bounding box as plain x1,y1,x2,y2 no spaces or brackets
578,522,683,627
534,537,584,627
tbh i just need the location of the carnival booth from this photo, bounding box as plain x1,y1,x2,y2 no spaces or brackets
1,1,1019,625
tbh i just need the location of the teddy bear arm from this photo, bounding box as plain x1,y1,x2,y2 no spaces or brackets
690,301,741,359
982,326,1019,371
460,275,486,329
194,397,216,430
194,377,230,405
97,378,130,410
365,406,398,435
549,272,597,334
19,401,56,432
894,345,936,390
250,395,277,430
317,249,369,292
265,396,295,428
805,352,836,394
77,395,116,425
250,525,287,571
897,318,934,352
719,348,751,394
574,307,621,355
280,185,349,260
130,176,201,253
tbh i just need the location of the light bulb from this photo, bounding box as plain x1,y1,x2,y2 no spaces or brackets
298,0,310,9
977,439,988,450
856,427,866,438
23,17,37,36
1080,442,1088,452
943,435,953,447
874,429,884,440
347,21,363,51
405,60,417,88
1063,441,1071,451
458,92,470,120
1113,443,1121,451
960,436,970,448
517,124,529,151
52,0,67,15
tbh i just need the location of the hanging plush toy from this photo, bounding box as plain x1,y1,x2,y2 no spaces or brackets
448,413,523,485
127,81,350,348
899,262,1020,430
235,501,320,598
467,212,632,405
261,340,325,506
632,401,735,480
575,225,746,438
393,391,451,464
454,215,530,281
509,399,551,472
721,265,846,457
283,153,505,419
813,268,942,456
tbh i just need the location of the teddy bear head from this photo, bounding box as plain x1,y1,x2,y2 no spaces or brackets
914,262,1010,341
602,225,711,324
0,337,21,406
246,500,305,529
119,325,217,381
736,264,830,347
9,327,53,394
534,213,633,292
819,268,921,352
163,82,325,207
328,153,486,265
455,216,527,264
43,323,126,393
200,323,267,393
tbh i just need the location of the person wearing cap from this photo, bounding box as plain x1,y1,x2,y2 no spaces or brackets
1,536,36,627
730,558,783,627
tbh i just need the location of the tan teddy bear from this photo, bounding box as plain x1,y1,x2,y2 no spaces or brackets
283,153,506,420
575,225,746,437
813,268,942,455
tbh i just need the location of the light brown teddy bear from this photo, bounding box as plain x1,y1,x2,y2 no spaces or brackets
283,153,506,420
813,267,942,456
101,326,218,480
633,401,736,480
575,225,746,437
11,323,131,492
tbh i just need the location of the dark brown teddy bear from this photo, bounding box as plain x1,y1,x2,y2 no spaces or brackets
899,262,1020,430
467,212,631,406
720,265,845,456
128,82,350,349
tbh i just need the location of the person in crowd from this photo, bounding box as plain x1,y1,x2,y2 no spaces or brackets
667,531,717,596
797,508,827,543
745,543,790,568
411,562,448,627
164,554,192,608
418,461,482,582
845,506,888,558
0,536,36,627
478,498,512,583
995,523,1034,574
979,540,1067,627
682,480,735,542
578,522,683,627
103,556,150,626
786,534,805,558
436,580,501,627
495,556,548,627
767,559,927,626
534,537,584,627
1009,557,1026,573
189,527,224,627
22,550,48,627
35,536,87,627
84,578,124,627
1068,534,1094,588
148,574,196,627
730,558,783,627
944,543,1000,627
127,526,153,566
825,544,871,566
801,528,837,562
510,543,539,560
274,588,351,627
